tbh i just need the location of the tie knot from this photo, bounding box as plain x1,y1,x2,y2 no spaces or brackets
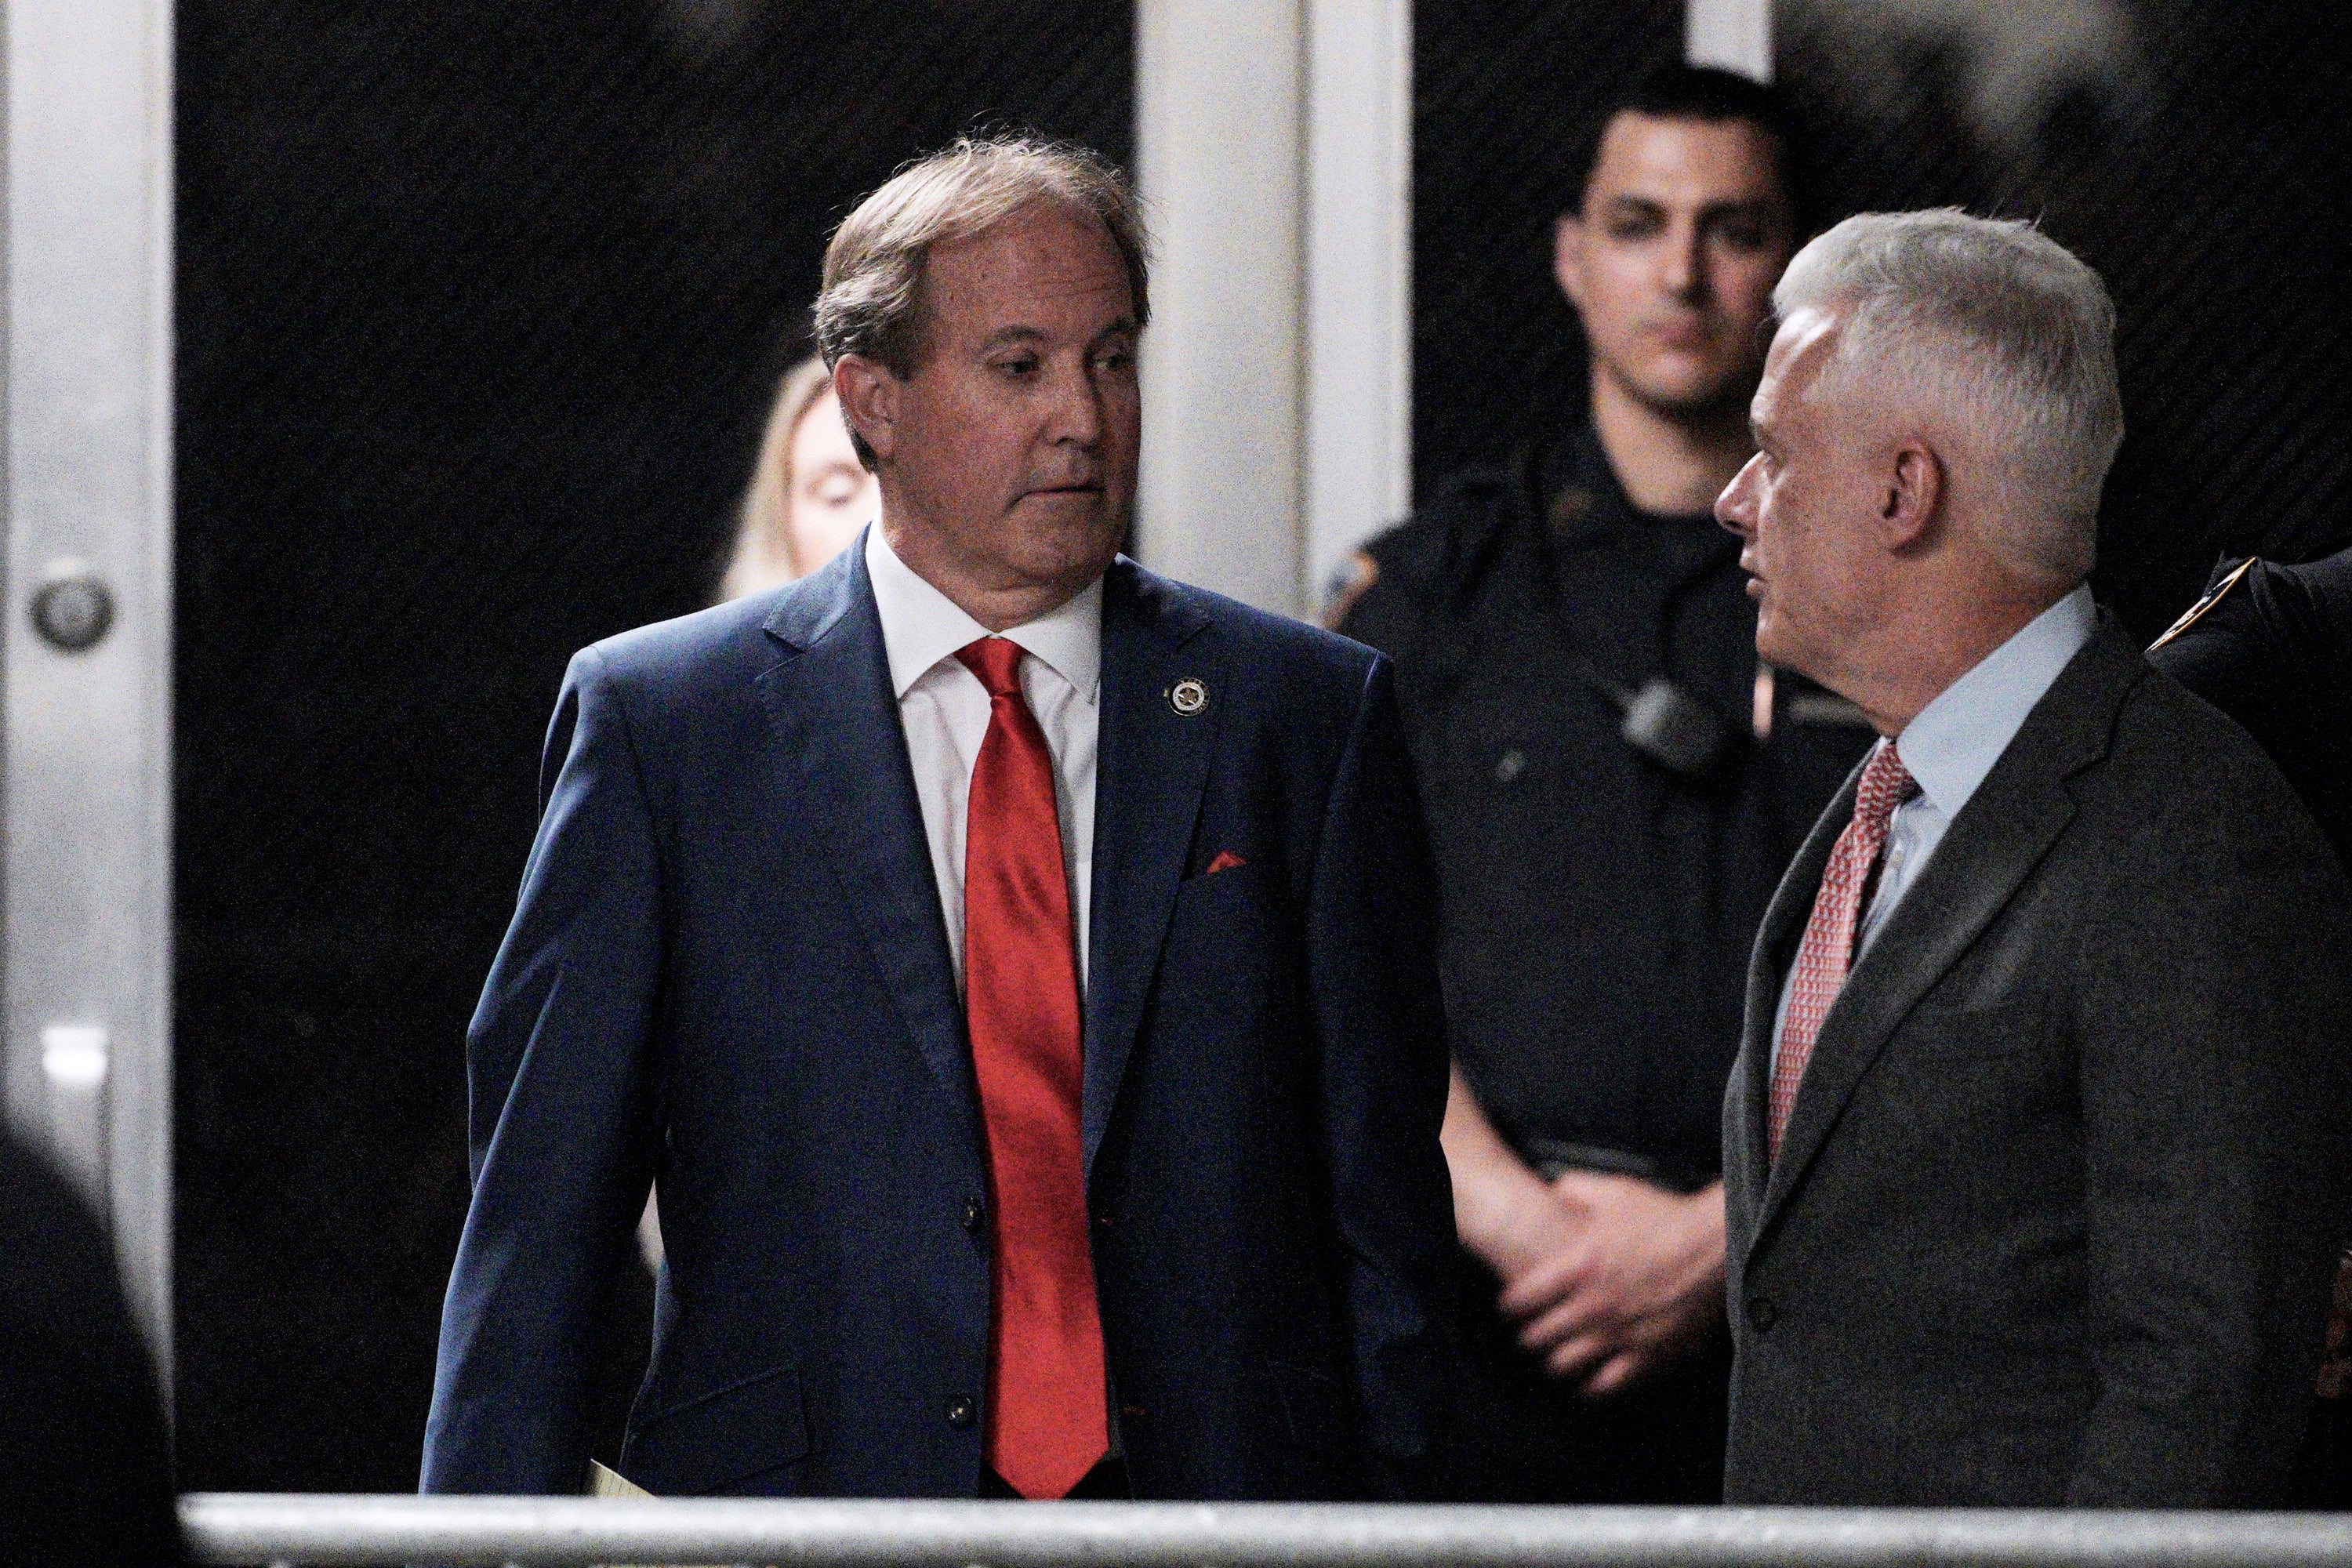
1855,741,1918,832
956,637,1025,699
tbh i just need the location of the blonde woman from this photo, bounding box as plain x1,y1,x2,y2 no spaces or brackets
717,354,877,599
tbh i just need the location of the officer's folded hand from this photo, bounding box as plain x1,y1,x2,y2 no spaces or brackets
1497,1173,1728,1396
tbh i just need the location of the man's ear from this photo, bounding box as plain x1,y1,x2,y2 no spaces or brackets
833,354,901,466
1553,212,1588,317
1878,441,1945,552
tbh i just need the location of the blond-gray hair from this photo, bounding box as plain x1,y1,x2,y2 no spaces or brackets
815,136,1149,464
1775,209,2122,585
717,354,838,600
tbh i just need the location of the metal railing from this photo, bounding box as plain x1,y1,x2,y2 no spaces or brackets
180,1495,2352,1566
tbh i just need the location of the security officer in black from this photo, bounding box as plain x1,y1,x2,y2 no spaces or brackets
2149,544,2351,872
2147,539,2352,1508
1332,67,1867,1503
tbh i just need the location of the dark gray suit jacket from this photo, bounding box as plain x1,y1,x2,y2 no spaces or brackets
1722,615,2352,1505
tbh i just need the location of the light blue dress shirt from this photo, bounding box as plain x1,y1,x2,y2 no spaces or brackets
1768,584,2099,1069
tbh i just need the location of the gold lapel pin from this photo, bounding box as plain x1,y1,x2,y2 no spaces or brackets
1167,677,1210,717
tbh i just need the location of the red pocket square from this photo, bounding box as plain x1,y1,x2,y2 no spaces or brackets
1203,850,1247,876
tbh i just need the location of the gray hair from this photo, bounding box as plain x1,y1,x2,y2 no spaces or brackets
1774,209,2122,584
815,135,1149,464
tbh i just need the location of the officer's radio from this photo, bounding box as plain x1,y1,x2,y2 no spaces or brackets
1568,655,1740,781
1620,673,1740,779
1508,441,1743,781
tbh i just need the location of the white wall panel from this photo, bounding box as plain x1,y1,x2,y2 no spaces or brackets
1689,0,1775,80
1136,0,1413,620
1134,0,1307,615
2,0,177,1379
1304,0,1414,614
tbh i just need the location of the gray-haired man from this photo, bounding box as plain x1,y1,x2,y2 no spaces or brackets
1714,209,2352,1504
422,136,1457,1501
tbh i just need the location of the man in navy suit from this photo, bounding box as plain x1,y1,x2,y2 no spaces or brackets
421,135,1457,1501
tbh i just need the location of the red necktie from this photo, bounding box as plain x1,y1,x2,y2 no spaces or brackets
1768,741,1917,1160
955,637,1108,1499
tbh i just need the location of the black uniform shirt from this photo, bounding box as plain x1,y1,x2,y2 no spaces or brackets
1338,426,1870,1185
2148,544,2352,873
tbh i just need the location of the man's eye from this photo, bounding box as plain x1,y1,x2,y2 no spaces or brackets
1607,215,1661,241
1714,219,1767,251
1094,347,1135,374
994,358,1038,379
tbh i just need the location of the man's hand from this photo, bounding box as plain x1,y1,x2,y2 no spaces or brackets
1442,1063,1728,1396
1497,1173,1727,1396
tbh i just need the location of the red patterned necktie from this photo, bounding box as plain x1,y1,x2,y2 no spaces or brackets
954,637,1107,1499
1768,741,1918,1160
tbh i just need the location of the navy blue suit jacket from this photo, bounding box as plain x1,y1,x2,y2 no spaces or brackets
421,541,1457,1499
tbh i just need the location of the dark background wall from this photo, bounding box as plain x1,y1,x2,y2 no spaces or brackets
177,0,2350,1492
174,0,1132,1490
1414,0,2352,635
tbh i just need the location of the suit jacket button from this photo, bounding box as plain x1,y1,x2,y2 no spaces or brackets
946,1396,977,1429
1747,1295,1777,1334
962,1196,985,1235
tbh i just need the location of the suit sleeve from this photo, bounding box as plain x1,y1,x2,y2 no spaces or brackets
1301,653,1461,1500
2069,768,2352,1504
421,644,664,1494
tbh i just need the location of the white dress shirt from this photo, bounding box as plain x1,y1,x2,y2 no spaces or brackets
863,524,1102,995
1770,584,2098,1066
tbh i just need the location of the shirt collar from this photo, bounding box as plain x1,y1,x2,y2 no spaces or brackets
864,523,1103,702
1895,583,2098,818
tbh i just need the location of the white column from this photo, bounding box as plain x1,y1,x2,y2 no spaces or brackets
1687,0,1774,81
2,0,177,1377
1135,0,1414,621
1134,0,1307,615
1303,0,1414,616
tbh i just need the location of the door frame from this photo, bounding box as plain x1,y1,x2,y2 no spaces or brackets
2,0,177,1383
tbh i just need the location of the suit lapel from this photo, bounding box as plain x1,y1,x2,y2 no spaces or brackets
1748,620,2143,1255
1082,558,1218,1175
1733,760,1860,1210
754,543,972,1109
